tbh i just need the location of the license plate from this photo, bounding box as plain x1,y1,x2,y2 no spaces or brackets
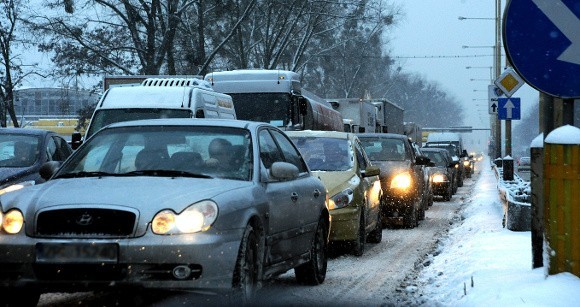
36,243,118,263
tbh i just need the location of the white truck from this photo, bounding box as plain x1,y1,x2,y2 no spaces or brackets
76,77,235,148
205,69,343,131
326,98,378,133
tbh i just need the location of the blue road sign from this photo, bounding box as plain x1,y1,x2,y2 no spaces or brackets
497,98,521,120
504,0,580,98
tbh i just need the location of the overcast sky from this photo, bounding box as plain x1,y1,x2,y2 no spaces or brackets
388,0,540,153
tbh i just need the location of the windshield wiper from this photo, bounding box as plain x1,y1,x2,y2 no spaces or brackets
122,170,213,179
55,171,115,179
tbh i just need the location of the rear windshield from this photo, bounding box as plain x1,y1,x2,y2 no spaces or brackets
86,109,193,139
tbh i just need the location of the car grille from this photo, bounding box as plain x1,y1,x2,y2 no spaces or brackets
36,208,136,237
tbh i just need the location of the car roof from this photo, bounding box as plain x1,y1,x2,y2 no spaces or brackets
0,127,55,136
421,147,448,153
284,130,352,140
104,118,265,130
357,133,408,140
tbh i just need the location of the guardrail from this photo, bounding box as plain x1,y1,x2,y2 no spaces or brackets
493,163,531,231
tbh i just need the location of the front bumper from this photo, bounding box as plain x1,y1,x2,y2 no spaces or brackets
431,182,450,196
0,227,244,293
328,206,360,242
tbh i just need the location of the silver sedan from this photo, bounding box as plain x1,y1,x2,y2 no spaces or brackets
0,118,329,306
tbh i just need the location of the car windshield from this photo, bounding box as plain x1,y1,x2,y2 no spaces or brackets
228,93,291,127
423,151,447,167
425,143,458,159
57,125,253,181
359,137,407,161
0,134,40,168
289,136,353,171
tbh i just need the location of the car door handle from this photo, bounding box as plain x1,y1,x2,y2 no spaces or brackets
313,189,321,198
291,192,299,202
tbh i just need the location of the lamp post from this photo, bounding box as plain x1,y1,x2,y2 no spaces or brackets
459,5,502,159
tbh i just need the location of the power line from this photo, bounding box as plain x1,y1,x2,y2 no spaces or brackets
393,54,494,59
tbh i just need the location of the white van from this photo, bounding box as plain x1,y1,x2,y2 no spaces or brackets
84,78,236,141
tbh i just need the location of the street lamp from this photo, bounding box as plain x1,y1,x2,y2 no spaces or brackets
458,16,496,21
466,66,493,81
458,3,502,159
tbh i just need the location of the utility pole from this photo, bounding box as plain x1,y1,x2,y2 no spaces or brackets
494,0,502,159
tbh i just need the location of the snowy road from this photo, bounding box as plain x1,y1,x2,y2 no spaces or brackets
39,174,479,307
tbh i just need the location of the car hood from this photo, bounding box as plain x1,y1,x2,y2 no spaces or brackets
371,160,412,178
2,176,251,217
312,170,358,197
0,166,38,188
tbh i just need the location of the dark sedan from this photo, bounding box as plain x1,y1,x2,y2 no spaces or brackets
358,133,431,229
422,148,456,201
0,128,72,195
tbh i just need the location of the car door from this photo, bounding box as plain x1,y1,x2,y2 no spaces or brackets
353,139,380,228
407,140,425,203
259,128,320,265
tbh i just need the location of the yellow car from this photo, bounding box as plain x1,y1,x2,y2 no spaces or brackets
287,131,382,256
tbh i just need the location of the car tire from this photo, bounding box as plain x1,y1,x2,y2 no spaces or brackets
232,224,261,303
352,211,366,256
404,203,418,228
443,187,452,201
418,201,425,221
458,174,464,187
367,211,383,244
0,288,40,307
295,218,328,285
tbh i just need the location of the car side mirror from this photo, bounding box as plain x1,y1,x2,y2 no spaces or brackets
39,161,62,181
299,97,308,115
270,162,299,181
415,155,430,166
428,161,436,167
361,165,380,177
71,132,83,150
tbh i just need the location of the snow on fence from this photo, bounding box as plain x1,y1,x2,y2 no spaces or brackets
493,162,531,231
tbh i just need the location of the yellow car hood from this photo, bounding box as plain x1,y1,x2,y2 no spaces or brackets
312,170,358,197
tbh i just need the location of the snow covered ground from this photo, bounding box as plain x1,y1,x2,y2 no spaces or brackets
414,158,580,306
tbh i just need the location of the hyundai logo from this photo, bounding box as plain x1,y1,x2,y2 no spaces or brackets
76,213,94,226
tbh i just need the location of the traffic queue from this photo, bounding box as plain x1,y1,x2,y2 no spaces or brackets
0,70,479,306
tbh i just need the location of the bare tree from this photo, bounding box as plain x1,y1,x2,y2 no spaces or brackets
0,0,36,127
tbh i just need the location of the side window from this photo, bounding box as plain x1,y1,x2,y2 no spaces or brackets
46,138,57,161
258,129,284,169
270,130,308,173
51,136,72,161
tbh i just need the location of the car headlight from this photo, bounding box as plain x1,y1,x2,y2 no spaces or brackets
432,173,448,183
1,209,24,234
152,200,218,235
390,172,412,190
327,188,353,210
463,160,470,167
0,181,35,196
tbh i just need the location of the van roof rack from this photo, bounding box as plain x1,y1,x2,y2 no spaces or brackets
141,78,213,90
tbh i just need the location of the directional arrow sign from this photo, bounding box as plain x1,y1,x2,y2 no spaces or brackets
504,0,580,98
488,84,503,114
497,98,521,120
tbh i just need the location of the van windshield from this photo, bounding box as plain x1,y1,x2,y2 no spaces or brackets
228,93,291,127
86,109,193,139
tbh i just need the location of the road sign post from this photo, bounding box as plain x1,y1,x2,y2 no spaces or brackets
504,0,580,276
